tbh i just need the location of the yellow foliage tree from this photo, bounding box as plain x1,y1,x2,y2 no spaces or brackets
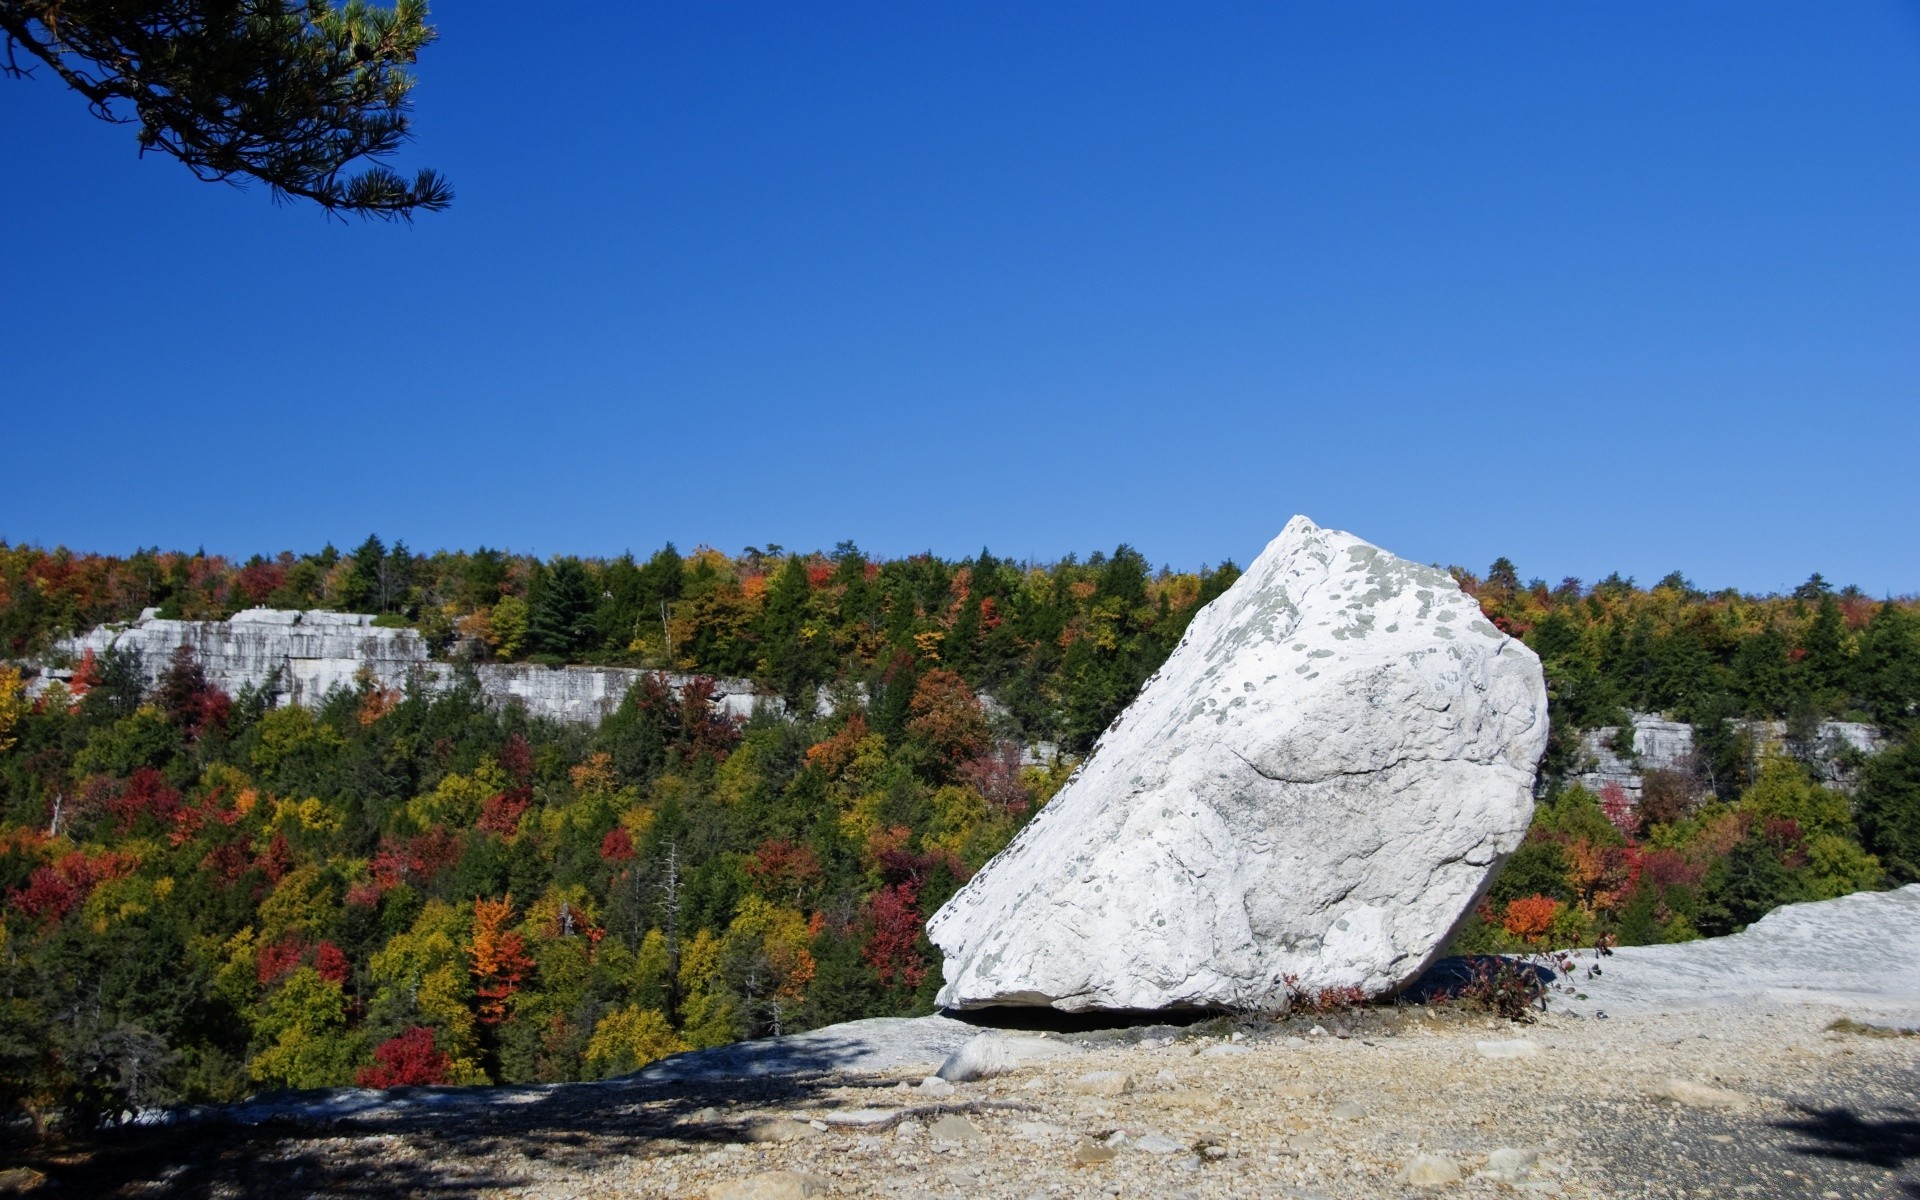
675,929,737,1049
249,967,364,1089
583,1005,687,1078
0,665,23,754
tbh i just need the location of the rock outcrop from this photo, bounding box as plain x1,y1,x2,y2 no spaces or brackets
928,516,1550,1011
1573,713,1880,800
27,609,766,726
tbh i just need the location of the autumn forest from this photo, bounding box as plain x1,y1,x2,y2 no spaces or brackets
1,537,1918,1131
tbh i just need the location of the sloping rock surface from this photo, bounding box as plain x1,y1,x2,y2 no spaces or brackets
1552,883,1920,1021
928,516,1550,1011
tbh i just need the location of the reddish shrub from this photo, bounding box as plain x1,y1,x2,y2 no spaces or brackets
110,768,183,833
477,788,532,837
257,936,307,986
1638,847,1706,891
860,882,927,989
259,833,294,883
1501,895,1562,944
408,826,464,880
599,827,635,862
745,839,821,899
315,941,350,985
357,1026,452,1089
200,837,253,888
957,741,1031,813
9,850,137,923
1598,782,1636,838
499,734,534,786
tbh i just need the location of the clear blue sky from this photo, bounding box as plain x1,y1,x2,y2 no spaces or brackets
5,4,1918,594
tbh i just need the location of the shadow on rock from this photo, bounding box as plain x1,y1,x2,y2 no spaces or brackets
0,1065,891,1200
1773,1100,1920,1185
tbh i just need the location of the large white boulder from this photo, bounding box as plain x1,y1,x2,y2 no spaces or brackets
927,516,1549,1011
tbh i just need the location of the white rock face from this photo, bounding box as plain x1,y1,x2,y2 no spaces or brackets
30,609,765,726
928,516,1549,1011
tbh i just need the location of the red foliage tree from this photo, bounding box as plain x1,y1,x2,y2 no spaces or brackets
315,940,351,985
257,936,307,986
860,882,927,989
599,827,635,862
498,733,534,786
745,838,822,901
957,741,1031,813
109,767,183,833
906,669,990,771
477,788,532,837
356,1026,452,1088
259,832,294,883
9,850,137,923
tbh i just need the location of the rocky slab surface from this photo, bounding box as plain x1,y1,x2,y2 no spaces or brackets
930,516,1550,1010
33,1003,1919,1199
1555,883,1920,1023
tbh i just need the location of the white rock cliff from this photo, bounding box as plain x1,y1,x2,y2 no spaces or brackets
29,609,766,726
927,516,1550,1011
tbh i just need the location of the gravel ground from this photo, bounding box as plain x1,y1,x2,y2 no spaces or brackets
8,1003,1916,1200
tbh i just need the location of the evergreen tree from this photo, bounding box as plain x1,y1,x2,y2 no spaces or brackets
1856,734,1920,884
528,558,595,659
0,0,451,217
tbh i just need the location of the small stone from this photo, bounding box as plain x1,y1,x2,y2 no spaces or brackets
1399,1154,1463,1187
929,1114,981,1144
1284,1036,1308,1047
1073,1140,1119,1165
820,1108,898,1129
1278,1082,1315,1099
1477,1147,1538,1183
747,1118,822,1143
1200,1043,1251,1058
1652,1079,1747,1108
937,1032,1081,1082
1132,1133,1186,1154
1014,1120,1068,1142
1475,1039,1541,1059
707,1170,831,1200
1330,1100,1368,1120
894,1118,925,1140
918,1075,956,1097
1309,1025,1328,1037
1203,1144,1231,1160
1070,1070,1135,1096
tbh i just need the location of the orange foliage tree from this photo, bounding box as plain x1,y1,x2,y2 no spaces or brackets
468,896,535,1026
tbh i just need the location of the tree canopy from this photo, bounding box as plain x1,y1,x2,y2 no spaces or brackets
1,0,449,218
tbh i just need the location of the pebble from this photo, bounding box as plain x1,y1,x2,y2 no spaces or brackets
1330,1100,1368,1119
1070,1070,1135,1096
746,1118,821,1143
706,1170,830,1200
928,1114,981,1144
1072,1140,1118,1164
917,1075,956,1097
1652,1078,1748,1108
1478,1146,1539,1183
1399,1153,1463,1187
1200,1042,1251,1058
1131,1133,1186,1153
1476,1038,1542,1059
